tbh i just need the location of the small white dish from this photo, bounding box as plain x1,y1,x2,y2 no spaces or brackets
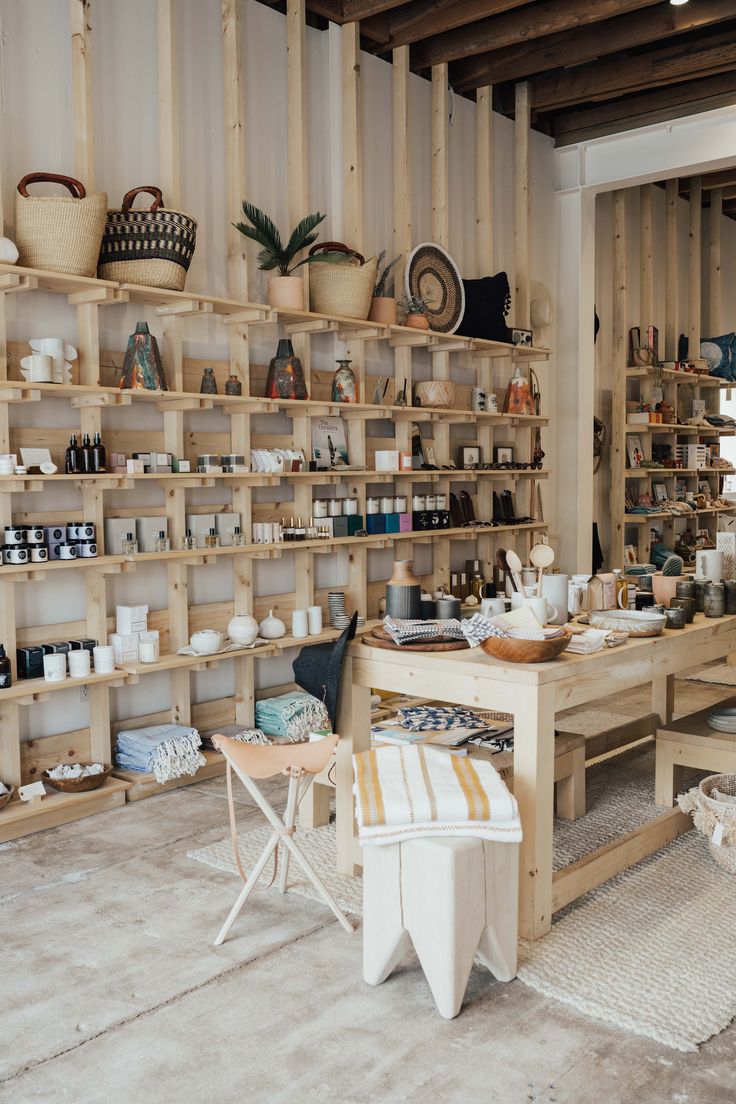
190,629,224,655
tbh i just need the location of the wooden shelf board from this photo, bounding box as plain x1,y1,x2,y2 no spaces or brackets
0,262,118,296
625,366,729,387
0,777,129,844
625,423,698,433
0,554,124,582
118,282,269,317
119,643,276,676
625,468,733,477
114,749,225,801
1,669,126,704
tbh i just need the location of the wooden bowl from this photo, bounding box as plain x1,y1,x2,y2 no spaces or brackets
42,764,113,793
0,785,15,811
480,632,570,664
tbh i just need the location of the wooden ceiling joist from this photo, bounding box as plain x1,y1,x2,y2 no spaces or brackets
529,31,736,114
451,0,736,93
362,0,529,50
343,0,403,19
411,0,662,70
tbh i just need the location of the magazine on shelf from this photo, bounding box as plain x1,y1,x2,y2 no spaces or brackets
312,416,349,467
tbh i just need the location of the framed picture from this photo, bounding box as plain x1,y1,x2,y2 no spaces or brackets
626,435,644,469
461,446,480,469
624,544,637,566
653,483,667,503
493,445,515,465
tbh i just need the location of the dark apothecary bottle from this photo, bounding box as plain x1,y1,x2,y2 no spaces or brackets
0,644,12,689
65,434,80,474
81,433,94,474
92,432,107,473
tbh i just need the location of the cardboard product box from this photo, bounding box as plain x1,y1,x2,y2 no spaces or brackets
366,514,387,535
399,512,413,533
375,450,400,472
116,605,148,635
126,458,145,475
215,512,241,547
347,515,364,536
43,525,67,545
16,646,45,680
106,517,138,555
412,510,432,531
43,641,71,656
135,516,168,553
172,458,191,473
331,516,350,538
110,633,139,664
47,540,66,559
148,452,173,474
69,639,96,655
384,513,400,534
186,513,217,548
132,452,152,472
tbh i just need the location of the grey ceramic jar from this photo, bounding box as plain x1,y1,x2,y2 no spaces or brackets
704,582,725,618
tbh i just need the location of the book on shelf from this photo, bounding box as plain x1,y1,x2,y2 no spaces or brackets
312,416,349,468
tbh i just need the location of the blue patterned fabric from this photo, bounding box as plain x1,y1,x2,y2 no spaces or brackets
701,333,736,381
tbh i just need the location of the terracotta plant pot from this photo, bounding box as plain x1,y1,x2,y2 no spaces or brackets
651,573,679,608
267,275,305,311
369,296,397,325
404,312,429,330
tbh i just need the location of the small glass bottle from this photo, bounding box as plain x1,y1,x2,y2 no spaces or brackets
81,432,94,474
232,525,246,547
154,530,170,553
295,517,306,542
0,643,12,689
180,529,196,551
284,517,294,542
122,531,138,555
306,517,318,540
613,567,628,610
92,432,107,473
205,527,220,549
65,434,80,474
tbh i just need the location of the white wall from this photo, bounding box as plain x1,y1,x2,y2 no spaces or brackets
0,0,559,735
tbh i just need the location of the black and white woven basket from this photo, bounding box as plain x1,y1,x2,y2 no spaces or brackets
98,186,197,291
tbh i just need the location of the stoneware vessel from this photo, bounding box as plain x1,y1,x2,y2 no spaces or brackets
258,609,286,639
414,380,455,409
331,359,357,403
120,321,168,391
651,573,678,609
265,339,308,400
227,614,259,647
225,374,242,396
190,629,223,655
386,560,421,620
368,296,397,325
404,312,429,331
200,366,218,394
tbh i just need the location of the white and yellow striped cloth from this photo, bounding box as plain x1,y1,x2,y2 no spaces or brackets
353,745,522,846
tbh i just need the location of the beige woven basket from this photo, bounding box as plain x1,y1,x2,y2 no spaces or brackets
679,773,736,875
308,242,377,320
14,173,107,277
98,186,197,291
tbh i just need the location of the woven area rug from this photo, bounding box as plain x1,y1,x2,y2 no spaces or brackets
682,664,736,686
189,746,736,1051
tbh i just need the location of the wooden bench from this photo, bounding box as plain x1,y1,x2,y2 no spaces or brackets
656,699,736,807
480,732,586,821
555,710,659,762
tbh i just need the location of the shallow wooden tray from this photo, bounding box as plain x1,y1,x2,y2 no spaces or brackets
362,627,469,652
42,764,114,792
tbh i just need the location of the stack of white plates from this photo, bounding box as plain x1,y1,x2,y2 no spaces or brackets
707,706,736,733
328,591,346,628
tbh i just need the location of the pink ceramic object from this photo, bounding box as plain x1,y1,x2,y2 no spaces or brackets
651,573,678,608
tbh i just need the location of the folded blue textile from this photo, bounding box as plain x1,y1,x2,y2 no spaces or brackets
115,724,205,783
255,690,330,741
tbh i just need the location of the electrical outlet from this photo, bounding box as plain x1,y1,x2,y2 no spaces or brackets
79,685,89,702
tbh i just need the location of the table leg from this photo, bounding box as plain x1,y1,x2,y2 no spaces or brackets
336,657,372,875
512,686,556,941
652,672,675,726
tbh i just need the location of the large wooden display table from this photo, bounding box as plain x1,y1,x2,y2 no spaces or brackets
331,613,736,941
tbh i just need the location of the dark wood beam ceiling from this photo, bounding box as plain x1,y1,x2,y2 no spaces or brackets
343,0,403,19
361,0,531,50
411,0,662,70
451,0,736,93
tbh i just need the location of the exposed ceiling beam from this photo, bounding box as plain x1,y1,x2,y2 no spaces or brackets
551,71,736,145
307,0,344,19
680,171,736,193
361,0,530,49
412,0,662,69
452,0,736,93
530,31,736,113
343,0,403,19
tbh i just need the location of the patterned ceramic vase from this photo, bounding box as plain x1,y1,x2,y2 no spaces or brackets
225,373,242,396
331,359,357,403
265,339,308,400
385,560,421,620
119,321,168,391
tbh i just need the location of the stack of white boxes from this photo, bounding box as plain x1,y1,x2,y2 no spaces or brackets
110,605,149,664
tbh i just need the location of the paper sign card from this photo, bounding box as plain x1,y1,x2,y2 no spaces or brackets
19,781,46,802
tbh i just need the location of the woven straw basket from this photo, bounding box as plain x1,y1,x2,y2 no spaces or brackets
98,187,197,291
679,773,736,874
14,173,107,277
308,241,377,320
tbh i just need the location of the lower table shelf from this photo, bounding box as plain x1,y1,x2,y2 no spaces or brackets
0,777,130,844
113,748,225,802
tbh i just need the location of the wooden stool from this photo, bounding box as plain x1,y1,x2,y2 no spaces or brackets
362,835,519,1019
478,731,586,821
656,703,736,807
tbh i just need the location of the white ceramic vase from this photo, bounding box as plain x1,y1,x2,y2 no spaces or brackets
227,614,259,647
258,609,286,639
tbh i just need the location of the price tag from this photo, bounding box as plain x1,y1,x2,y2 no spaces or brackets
18,781,46,802
713,822,725,848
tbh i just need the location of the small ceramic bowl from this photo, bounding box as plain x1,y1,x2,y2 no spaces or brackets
190,629,224,655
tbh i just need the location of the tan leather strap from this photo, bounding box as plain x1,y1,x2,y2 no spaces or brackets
226,759,279,888
17,172,86,198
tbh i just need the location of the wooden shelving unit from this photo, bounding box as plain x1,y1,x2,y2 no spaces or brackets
609,184,734,569
0,1,551,840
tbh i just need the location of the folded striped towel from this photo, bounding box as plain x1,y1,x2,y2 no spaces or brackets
396,705,491,732
353,745,522,846
382,616,465,645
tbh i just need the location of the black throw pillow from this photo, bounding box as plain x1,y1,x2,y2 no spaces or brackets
456,272,512,343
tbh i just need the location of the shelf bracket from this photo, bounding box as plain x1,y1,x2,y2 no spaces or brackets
0,273,38,293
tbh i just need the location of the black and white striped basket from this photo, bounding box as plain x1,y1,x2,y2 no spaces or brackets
98,187,197,291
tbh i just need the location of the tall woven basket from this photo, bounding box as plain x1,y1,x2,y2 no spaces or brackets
678,772,736,874
14,173,107,277
98,187,197,291
308,242,376,320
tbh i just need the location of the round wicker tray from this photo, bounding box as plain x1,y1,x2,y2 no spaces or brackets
0,784,15,811
42,764,113,793
480,632,570,664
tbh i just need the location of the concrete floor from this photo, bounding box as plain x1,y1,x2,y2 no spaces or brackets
2,677,736,1104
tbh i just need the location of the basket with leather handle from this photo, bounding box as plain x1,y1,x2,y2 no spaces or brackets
14,172,107,277
98,186,197,291
308,241,377,320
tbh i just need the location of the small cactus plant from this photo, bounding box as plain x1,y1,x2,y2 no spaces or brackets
662,554,684,577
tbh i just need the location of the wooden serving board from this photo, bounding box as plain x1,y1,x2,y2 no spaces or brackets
361,628,469,652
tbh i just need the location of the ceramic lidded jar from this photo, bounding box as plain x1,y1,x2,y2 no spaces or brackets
265,339,308,400
385,560,421,620
227,614,259,647
331,359,357,403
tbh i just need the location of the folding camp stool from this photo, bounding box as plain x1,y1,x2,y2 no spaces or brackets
211,732,354,944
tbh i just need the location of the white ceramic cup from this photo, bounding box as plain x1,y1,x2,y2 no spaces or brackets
20,354,54,383
93,645,115,674
67,649,91,678
307,605,323,635
139,631,160,664
43,653,67,682
481,597,506,617
540,573,570,626
292,609,309,639
510,593,558,625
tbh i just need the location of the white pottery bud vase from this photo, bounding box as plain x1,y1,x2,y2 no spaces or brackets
0,237,19,264
258,609,286,639
227,614,259,647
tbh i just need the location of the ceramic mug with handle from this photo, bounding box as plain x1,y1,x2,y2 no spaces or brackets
481,597,506,618
20,354,54,383
510,592,558,625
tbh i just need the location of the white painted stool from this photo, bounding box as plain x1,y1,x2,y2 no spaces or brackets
362,835,519,1019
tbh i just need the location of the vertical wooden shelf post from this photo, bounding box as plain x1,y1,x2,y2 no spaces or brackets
430,63,451,595
392,44,412,583
689,177,702,358
611,190,628,571
664,178,679,362
514,81,530,330
639,183,653,334
709,188,722,337
475,85,493,273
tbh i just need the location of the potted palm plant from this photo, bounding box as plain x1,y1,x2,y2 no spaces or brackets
233,202,347,310
399,293,433,331
368,251,401,325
